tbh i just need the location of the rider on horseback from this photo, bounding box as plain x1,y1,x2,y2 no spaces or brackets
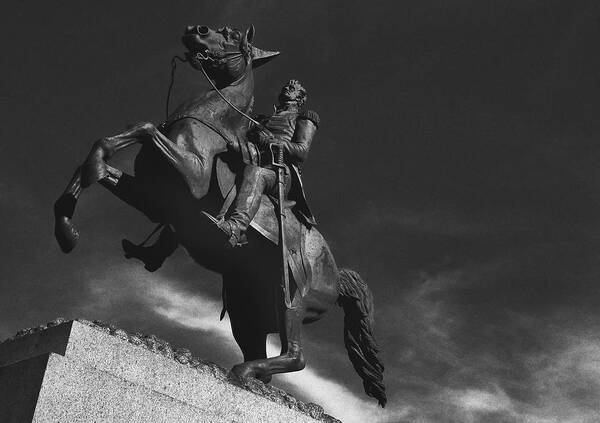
216,79,319,247
122,79,319,266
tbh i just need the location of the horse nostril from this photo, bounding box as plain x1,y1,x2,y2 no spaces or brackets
197,26,209,35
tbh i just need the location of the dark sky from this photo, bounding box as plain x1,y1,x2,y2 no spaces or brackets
2,1,600,422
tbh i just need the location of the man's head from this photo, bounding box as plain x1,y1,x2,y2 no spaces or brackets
278,79,307,108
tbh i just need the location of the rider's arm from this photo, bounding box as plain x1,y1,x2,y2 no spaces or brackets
229,117,267,154
247,116,273,148
282,110,319,163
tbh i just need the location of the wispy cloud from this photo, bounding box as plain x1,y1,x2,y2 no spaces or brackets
350,205,542,239
139,276,406,423
370,254,600,423
443,386,517,423
265,339,409,423
360,207,497,237
81,267,405,423
65,198,600,423
517,336,600,423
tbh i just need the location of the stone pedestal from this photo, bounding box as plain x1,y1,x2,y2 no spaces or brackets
0,320,338,423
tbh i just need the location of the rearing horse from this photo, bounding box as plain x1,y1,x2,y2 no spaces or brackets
54,24,386,407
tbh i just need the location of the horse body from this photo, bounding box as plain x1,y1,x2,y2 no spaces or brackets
129,125,340,330
54,24,386,407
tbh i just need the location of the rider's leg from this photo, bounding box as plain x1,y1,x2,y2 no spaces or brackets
218,165,277,247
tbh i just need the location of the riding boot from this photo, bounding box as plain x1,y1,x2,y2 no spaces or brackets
216,219,245,248
122,225,178,271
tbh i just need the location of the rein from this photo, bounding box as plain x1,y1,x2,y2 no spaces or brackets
166,55,187,121
194,52,263,128
165,51,268,134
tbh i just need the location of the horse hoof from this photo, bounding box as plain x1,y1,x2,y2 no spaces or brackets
55,216,79,253
121,239,165,272
231,364,271,384
258,374,272,384
230,364,253,379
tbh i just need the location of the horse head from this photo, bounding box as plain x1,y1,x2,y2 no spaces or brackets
182,25,279,86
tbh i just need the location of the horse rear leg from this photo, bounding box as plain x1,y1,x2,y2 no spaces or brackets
231,304,305,381
99,171,162,223
229,308,272,383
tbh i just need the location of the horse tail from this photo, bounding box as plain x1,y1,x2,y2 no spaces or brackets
337,268,387,407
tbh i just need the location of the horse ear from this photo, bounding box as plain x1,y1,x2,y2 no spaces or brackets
241,25,255,62
243,25,279,68
245,25,255,44
251,46,280,68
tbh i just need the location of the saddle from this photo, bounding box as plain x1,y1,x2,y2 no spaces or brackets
215,156,312,297
122,155,312,297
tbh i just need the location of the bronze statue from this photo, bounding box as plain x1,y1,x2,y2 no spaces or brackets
53,24,386,407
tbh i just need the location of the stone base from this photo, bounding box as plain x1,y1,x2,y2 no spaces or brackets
0,320,339,423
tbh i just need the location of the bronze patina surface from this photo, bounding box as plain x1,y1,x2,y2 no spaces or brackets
53,24,386,407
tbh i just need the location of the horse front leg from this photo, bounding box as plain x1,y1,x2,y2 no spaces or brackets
81,122,153,187
54,167,83,252
55,122,153,253
90,122,214,199
54,163,124,253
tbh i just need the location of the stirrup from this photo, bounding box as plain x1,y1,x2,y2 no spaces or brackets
202,211,222,225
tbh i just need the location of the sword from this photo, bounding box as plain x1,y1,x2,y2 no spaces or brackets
270,142,292,309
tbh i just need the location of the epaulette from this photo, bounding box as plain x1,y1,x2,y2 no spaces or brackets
298,109,320,128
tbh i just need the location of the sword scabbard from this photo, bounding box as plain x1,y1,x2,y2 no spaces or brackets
272,143,292,308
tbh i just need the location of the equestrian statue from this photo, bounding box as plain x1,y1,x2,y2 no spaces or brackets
53,24,386,407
